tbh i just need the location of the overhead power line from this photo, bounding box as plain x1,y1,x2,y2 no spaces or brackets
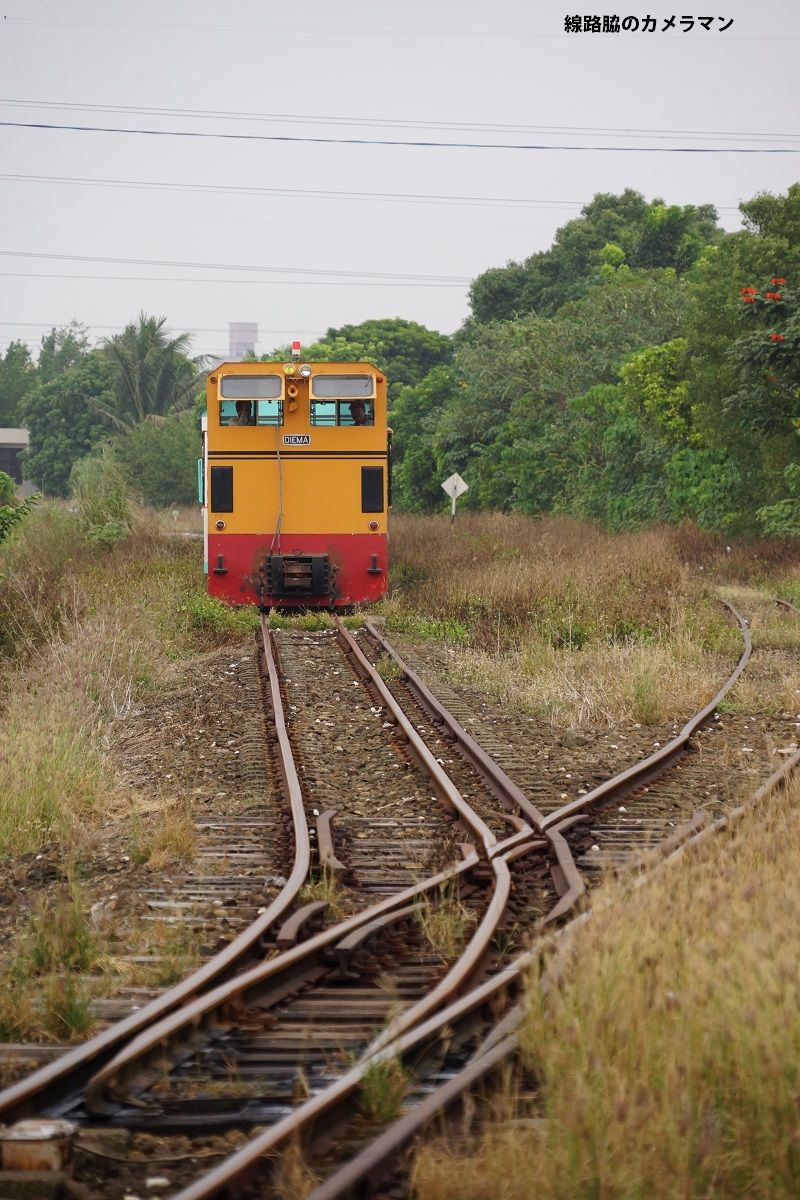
2,119,799,153
0,171,742,214
1,98,797,145
0,271,458,289
0,250,470,285
0,321,323,335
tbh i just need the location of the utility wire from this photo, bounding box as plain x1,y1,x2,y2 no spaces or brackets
0,249,469,284
1,98,797,144
0,171,741,213
0,270,458,288
2,119,799,153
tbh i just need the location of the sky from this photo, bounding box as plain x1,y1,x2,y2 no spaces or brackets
0,0,799,362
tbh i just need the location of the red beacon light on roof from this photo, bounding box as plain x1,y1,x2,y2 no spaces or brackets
291,339,301,361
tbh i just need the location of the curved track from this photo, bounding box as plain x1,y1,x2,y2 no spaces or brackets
0,600,778,1200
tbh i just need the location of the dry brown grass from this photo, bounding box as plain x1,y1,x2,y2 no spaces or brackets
0,589,182,856
385,515,740,726
447,631,722,727
0,505,213,857
274,1136,319,1200
414,775,800,1200
131,797,197,869
389,514,701,646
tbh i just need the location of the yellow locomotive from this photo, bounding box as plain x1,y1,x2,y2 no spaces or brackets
201,350,389,607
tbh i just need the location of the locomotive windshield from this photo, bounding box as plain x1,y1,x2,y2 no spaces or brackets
221,375,283,398
311,374,374,399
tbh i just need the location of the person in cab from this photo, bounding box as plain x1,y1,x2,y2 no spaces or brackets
348,400,373,426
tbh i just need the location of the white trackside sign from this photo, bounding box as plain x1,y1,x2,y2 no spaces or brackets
441,472,468,524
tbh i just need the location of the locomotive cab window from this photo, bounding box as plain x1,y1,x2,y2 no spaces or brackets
220,375,283,426
311,399,375,427
310,374,376,427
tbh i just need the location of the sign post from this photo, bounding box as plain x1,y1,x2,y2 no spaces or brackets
441,472,469,526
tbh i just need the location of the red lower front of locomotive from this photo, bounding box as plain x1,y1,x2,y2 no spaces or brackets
207,532,388,607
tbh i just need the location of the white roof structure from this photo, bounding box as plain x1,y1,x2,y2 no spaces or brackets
0,428,29,447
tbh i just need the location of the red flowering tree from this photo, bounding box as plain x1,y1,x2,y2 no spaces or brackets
726,273,799,435
728,274,800,531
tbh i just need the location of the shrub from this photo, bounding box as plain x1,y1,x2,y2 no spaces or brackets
0,492,38,545
0,471,16,507
69,447,133,545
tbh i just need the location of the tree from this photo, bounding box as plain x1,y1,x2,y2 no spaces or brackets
114,410,200,506
267,318,452,402
0,471,16,507
468,190,721,323
37,323,90,383
390,366,460,511
450,269,685,511
96,313,200,432
0,342,36,426
20,351,113,495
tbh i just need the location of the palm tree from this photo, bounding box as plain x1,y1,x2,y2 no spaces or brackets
94,313,202,432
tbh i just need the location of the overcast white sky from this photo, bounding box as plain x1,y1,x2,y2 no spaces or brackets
0,0,798,361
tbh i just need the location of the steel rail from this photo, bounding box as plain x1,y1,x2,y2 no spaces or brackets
360,621,587,917
541,600,752,832
293,733,800,1200
362,854,513,1058
170,935,531,1200
0,619,313,1125
162,604,759,1199
305,1033,520,1200
658,744,800,869
363,620,547,831
83,853,483,1115
84,621,530,1116
334,619,498,855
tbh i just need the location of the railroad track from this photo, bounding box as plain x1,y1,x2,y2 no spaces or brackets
0,601,793,1200
0,615,560,1195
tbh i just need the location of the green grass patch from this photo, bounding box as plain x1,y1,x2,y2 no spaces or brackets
177,590,260,640
361,1054,410,1122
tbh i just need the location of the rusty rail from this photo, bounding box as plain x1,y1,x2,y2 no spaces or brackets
0,618,313,1125
360,620,586,917
170,929,531,1200
83,853,485,1115
82,619,549,1117
306,1033,519,1200
542,600,752,835
364,620,546,831
336,619,499,855
286,728,800,1200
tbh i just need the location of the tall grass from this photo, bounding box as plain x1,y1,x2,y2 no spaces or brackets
414,777,800,1200
0,496,250,858
388,514,697,646
384,515,740,725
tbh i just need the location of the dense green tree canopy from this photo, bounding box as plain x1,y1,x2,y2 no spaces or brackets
469,190,722,323
0,342,36,427
390,184,800,533
268,318,452,401
21,350,112,495
113,410,200,507
17,314,202,496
